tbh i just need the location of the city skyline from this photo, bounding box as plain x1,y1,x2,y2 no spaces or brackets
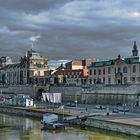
0,0,140,61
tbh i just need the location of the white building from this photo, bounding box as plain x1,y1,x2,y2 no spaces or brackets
88,41,140,85
11,95,33,107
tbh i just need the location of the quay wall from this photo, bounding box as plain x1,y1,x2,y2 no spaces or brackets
86,118,140,136
0,85,49,97
0,85,139,106
0,106,43,118
50,86,139,106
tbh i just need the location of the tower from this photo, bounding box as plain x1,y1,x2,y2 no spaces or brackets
132,41,138,56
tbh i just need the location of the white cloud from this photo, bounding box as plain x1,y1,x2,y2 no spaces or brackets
1,0,140,61
0,26,19,35
22,0,140,29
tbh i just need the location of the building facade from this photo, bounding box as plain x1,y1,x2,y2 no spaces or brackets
65,58,93,70
0,56,13,68
88,42,140,85
51,59,93,86
0,49,50,86
54,69,88,86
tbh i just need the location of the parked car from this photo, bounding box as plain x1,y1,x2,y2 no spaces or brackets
118,107,129,112
66,103,76,107
112,108,119,113
95,105,106,109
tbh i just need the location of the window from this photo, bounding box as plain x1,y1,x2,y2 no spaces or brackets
89,79,92,84
137,77,140,82
98,78,101,84
96,78,101,84
98,69,101,75
103,69,105,75
103,77,105,84
94,69,96,75
89,69,92,75
131,77,135,83
118,67,121,72
114,68,116,74
108,67,111,74
133,65,136,73
123,67,127,73
124,77,127,84
108,78,111,84
94,79,96,84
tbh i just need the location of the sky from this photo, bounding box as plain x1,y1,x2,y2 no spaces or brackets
0,0,140,63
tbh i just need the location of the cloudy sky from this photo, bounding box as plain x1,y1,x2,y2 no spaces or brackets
0,0,140,62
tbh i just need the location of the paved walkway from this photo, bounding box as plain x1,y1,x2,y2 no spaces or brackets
109,117,140,126
91,111,140,127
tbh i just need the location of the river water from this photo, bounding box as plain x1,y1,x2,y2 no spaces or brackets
0,114,139,140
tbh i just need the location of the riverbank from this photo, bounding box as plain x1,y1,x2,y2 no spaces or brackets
86,116,140,136
0,105,81,119
0,105,139,136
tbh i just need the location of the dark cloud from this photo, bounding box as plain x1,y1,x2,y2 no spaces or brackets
0,0,140,62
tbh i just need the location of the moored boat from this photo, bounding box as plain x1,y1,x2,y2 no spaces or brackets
41,113,65,130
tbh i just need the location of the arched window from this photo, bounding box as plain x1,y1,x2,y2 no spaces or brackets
118,67,121,72
123,67,127,73
133,65,136,73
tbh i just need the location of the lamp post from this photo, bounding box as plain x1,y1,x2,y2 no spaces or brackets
136,95,139,107
75,93,77,108
33,84,37,98
123,94,126,115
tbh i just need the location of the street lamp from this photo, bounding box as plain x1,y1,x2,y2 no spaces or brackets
136,95,139,107
123,94,126,115
75,93,77,108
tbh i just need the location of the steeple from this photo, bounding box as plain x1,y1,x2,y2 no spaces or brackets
132,41,138,56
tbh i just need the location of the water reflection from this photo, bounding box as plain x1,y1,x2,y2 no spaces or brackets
0,114,139,140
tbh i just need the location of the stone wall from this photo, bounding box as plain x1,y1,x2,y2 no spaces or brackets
0,85,139,106
49,86,82,103
0,85,49,97
86,118,140,136
50,86,139,106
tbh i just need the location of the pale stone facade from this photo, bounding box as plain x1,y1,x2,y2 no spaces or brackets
25,49,49,85
88,42,140,85
0,49,49,86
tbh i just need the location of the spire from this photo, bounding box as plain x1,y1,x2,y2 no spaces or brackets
132,41,138,56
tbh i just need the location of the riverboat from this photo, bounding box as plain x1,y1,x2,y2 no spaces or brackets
41,113,65,130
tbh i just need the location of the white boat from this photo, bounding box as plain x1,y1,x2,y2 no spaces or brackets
41,113,65,130
43,122,65,130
